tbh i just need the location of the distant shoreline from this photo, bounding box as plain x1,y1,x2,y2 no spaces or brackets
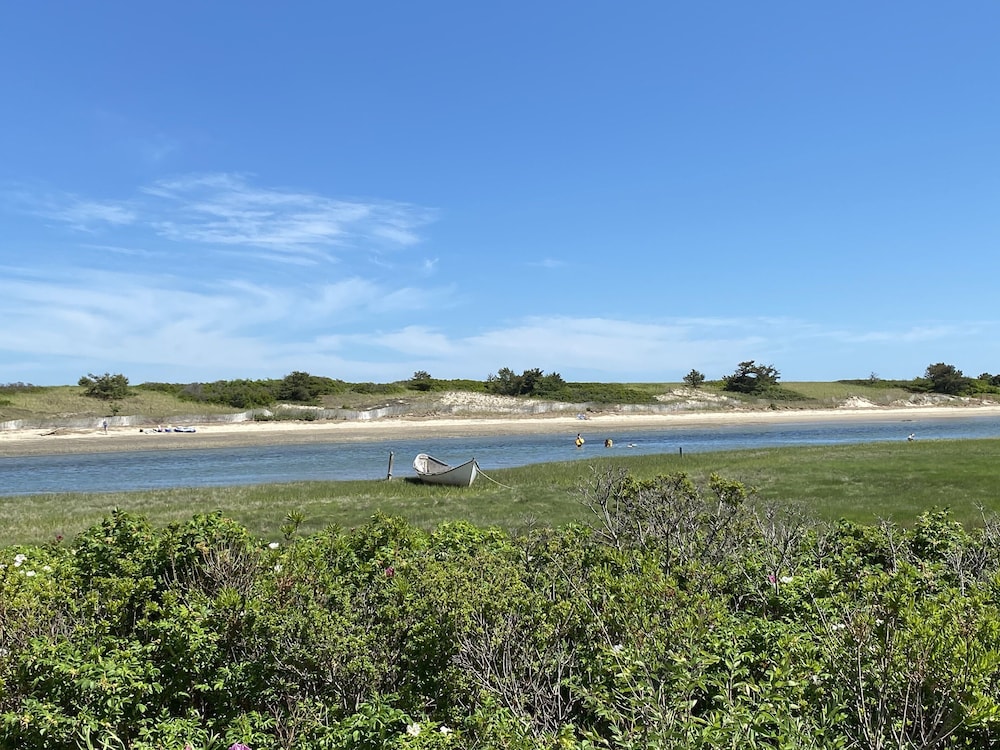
4,404,1000,458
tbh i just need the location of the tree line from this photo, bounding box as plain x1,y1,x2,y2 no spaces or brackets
66,360,1000,410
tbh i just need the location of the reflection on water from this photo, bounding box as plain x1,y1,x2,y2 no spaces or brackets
2,414,1000,496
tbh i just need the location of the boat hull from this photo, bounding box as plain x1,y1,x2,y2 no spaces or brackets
412,453,479,487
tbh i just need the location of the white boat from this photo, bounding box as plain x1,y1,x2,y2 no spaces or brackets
412,453,480,487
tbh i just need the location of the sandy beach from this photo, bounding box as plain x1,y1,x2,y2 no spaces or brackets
4,403,1000,458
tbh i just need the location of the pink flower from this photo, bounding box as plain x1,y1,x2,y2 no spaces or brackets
385,566,395,578
767,574,776,584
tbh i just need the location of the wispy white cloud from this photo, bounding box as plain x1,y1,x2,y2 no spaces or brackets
5,188,137,232
142,173,434,263
458,316,768,378
366,326,457,358
7,173,437,266
294,278,450,321
0,264,457,383
1,242,996,385
839,325,973,344
81,243,160,259
350,316,1000,383
3,291,997,384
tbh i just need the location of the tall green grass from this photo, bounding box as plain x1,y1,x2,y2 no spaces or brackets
3,438,999,546
0,386,238,423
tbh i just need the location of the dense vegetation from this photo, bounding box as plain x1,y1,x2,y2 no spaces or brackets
4,471,1000,749
840,363,1000,397
5,360,1000,417
78,373,132,402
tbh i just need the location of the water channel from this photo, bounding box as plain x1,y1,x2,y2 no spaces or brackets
2,413,1000,496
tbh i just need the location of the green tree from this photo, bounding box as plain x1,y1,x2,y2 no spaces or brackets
409,371,433,391
277,371,316,402
722,360,780,394
275,371,346,402
924,362,971,395
486,367,565,397
78,372,131,400
486,367,523,396
186,379,277,408
520,367,544,394
683,369,706,388
533,371,567,397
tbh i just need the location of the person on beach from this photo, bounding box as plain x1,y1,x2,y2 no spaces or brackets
102,419,108,434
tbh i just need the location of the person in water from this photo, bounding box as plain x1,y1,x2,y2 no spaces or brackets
575,433,585,448
604,438,613,448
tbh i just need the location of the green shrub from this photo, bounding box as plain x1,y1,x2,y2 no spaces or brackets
78,372,131,400
4,482,1000,748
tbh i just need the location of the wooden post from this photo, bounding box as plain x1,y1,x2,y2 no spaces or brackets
386,451,394,480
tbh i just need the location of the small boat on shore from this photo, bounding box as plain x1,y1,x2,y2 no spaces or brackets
412,453,480,487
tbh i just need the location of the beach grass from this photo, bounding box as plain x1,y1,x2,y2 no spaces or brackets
0,385,238,424
779,381,915,404
4,437,999,546
622,381,943,410
6,380,958,427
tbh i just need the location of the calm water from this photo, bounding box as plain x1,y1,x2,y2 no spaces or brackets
3,414,1000,496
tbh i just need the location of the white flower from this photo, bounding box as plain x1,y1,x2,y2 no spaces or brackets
780,575,793,584
831,622,846,631
610,644,624,655
24,570,36,577
273,564,282,573
439,725,453,735
42,565,52,572
268,542,280,550
13,553,27,568
406,723,421,737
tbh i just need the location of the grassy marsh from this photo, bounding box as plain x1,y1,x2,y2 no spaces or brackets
4,437,999,546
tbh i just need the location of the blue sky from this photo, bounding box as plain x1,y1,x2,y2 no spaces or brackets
2,2,999,386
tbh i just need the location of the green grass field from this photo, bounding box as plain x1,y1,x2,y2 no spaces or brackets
3,437,999,547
